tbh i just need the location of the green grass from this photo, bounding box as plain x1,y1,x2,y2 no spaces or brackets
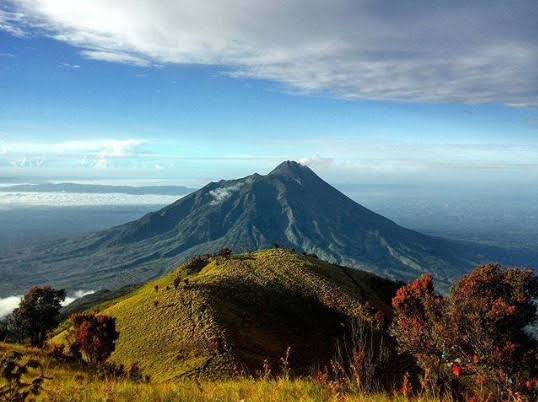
52,249,399,382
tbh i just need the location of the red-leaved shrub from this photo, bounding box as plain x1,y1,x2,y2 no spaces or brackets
391,264,538,400
70,313,120,365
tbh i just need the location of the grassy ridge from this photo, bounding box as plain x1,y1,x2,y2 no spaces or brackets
53,249,398,382
2,250,420,401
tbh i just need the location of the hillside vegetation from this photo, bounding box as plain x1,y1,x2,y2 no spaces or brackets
73,249,398,381
1,340,436,402
4,249,537,401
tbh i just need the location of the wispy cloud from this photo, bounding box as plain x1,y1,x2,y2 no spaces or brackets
2,1,537,106
10,158,45,168
1,138,147,169
299,156,334,171
209,182,243,205
59,62,80,69
80,50,150,67
0,8,26,37
1,138,145,156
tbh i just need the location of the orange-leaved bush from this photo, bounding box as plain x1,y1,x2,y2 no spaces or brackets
391,264,538,400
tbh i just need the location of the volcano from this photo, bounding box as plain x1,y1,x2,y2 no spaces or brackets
1,161,535,296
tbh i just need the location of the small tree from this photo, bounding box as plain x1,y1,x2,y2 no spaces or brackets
12,286,65,347
70,313,119,365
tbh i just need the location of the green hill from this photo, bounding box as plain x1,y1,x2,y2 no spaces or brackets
67,249,399,382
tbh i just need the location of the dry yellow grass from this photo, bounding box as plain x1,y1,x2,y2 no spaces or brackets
44,379,436,402
2,342,438,402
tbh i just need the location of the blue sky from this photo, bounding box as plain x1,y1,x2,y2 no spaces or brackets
0,1,537,187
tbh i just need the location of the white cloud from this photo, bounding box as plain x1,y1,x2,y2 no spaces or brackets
80,50,150,67
1,138,146,169
62,290,95,306
299,156,334,171
209,182,243,205
93,155,109,169
10,158,45,168
59,62,80,69
0,192,181,208
0,295,22,318
0,8,26,37
2,1,537,105
0,290,96,318
1,138,145,156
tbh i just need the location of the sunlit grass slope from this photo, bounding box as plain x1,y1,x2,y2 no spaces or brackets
83,249,399,382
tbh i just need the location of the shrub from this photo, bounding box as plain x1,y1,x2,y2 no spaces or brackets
68,341,82,362
94,361,148,383
128,362,143,383
328,319,402,394
217,248,232,259
184,255,210,273
49,344,67,362
96,361,125,381
0,351,47,401
70,313,120,365
49,343,82,363
391,265,538,400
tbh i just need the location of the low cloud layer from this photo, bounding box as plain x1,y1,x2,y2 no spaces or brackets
2,1,537,106
0,296,22,318
0,192,181,209
63,290,95,306
0,290,96,318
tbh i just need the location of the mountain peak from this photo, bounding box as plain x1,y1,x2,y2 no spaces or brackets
268,160,315,178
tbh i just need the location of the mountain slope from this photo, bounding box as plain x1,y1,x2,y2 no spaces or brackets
58,249,399,380
1,161,536,296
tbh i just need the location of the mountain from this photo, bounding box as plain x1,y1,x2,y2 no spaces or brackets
1,161,536,296
54,249,400,380
0,183,196,195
